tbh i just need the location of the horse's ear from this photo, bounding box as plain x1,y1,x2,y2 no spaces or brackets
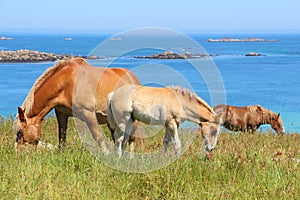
277,113,281,119
18,107,26,123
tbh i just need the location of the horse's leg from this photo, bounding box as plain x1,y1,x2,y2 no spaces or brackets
107,121,115,143
122,118,135,158
113,128,124,157
166,120,181,157
130,121,145,151
128,121,144,155
128,124,137,158
173,129,181,157
107,111,137,157
55,108,68,149
84,111,109,155
163,129,173,152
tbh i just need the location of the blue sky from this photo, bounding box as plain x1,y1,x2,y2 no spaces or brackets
0,0,299,33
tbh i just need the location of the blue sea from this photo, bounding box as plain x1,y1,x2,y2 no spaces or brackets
0,32,299,133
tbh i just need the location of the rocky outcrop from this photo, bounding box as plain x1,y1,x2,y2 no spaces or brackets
208,37,278,42
0,36,14,40
135,51,213,59
136,51,268,59
0,49,101,63
245,52,265,56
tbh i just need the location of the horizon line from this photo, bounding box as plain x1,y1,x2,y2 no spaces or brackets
1,28,300,35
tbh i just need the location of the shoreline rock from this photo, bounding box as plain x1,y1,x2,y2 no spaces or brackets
0,49,101,63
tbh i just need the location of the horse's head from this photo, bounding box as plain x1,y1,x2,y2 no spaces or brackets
270,112,285,135
199,113,224,157
14,107,41,151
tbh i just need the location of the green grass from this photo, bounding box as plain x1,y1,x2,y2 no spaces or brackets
0,117,299,199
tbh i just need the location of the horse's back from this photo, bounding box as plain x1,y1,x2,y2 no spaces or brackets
110,85,180,125
134,87,178,105
110,68,140,85
62,58,140,116
133,86,182,124
213,104,229,114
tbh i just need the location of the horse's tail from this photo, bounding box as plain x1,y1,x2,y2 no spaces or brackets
107,92,116,142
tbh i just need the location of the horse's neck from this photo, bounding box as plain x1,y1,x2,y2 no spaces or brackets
180,96,212,124
262,111,273,125
27,73,70,121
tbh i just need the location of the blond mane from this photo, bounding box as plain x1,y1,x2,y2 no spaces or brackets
21,59,75,115
247,104,263,113
13,59,82,130
168,86,213,113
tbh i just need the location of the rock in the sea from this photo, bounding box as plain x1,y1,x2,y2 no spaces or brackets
0,49,101,63
135,51,212,59
0,36,14,40
245,52,265,56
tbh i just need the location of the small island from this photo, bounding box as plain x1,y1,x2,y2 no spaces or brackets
135,51,268,59
208,37,278,42
0,36,14,40
0,49,101,63
135,51,213,59
245,52,265,56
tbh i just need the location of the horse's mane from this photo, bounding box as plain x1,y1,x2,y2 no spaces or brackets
21,58,80,115
168,86,213,113
247,105,261,113
247,104,274,116
13,59,80,130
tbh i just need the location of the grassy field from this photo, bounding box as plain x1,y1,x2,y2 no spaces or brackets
0,117,299,199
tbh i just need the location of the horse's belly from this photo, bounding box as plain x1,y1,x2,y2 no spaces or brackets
132,105,167,125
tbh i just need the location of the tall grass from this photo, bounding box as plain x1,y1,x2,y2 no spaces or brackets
0,117,299,199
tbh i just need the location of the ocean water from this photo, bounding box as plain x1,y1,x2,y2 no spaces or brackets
0,33,299,133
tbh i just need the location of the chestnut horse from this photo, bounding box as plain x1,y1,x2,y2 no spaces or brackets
213,104,285,135
108,85,223,157
14,58,140,153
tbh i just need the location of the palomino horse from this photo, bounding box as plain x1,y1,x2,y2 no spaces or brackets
14,58,140,153
107,84,223,157
213,104,285,135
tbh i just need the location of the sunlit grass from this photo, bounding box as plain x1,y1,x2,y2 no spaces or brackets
0,117,299,199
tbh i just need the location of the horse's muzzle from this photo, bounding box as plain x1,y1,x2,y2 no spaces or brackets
204,145,214,153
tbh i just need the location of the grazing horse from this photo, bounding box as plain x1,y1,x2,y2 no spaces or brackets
213,104,285,135
107,84,223,157
14,58,140,153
